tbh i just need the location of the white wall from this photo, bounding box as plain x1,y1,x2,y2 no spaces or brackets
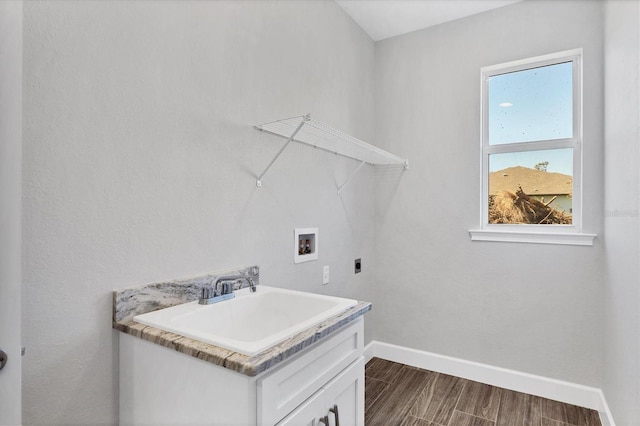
373,0,605,387
22,1,375,424
603,1,640,424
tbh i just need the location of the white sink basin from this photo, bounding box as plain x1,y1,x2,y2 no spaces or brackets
133,286,358,356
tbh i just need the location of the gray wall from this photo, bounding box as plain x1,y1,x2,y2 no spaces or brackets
603,1,640,425
22,1,376,424
21,1,640,425
0,1,23,423
372,0,605,387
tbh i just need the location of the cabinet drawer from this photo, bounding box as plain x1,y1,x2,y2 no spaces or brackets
257,319,363,426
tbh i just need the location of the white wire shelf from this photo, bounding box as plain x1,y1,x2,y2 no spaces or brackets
254,114,408,193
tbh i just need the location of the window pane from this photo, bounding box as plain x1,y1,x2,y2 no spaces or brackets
488,149,573,224
488,62,573,145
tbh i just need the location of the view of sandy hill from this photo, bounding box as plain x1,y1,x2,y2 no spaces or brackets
489,166,573,211
489,166,573,224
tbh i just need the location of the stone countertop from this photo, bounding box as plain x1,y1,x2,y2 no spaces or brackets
113,301,371,377
112,266,372,376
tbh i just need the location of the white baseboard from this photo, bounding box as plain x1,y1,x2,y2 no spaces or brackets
364,340,615,426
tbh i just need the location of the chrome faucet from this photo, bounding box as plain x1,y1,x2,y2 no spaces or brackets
215,275,256,294
199,274,256,305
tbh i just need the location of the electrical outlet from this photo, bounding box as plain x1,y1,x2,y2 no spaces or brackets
355,258,362,274
323,265,330,285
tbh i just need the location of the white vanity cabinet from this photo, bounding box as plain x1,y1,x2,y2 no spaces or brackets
119,318,364,426
277,357,364,426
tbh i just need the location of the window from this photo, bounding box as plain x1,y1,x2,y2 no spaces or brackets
470,49,595,245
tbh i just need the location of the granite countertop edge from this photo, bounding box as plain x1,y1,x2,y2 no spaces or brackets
113,301,372,377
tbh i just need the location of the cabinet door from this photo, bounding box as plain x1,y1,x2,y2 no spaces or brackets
258,320,363,426
323,357,365,426
276,389,325,426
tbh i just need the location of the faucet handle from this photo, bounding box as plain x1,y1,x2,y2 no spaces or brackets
201,287,215,299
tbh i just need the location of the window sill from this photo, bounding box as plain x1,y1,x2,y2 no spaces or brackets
469,229,596,246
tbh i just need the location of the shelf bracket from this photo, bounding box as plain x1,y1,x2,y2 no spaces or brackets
337,160,366,195
256,115,309,187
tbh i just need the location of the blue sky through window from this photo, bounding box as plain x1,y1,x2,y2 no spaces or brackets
487,61,573,176
489,61,573,144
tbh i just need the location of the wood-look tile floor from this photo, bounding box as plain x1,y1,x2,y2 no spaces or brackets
365,358,601,426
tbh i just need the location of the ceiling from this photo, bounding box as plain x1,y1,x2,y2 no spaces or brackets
335,0,522,41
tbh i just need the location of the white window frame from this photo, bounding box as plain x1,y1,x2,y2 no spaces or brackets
469,49,595,246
